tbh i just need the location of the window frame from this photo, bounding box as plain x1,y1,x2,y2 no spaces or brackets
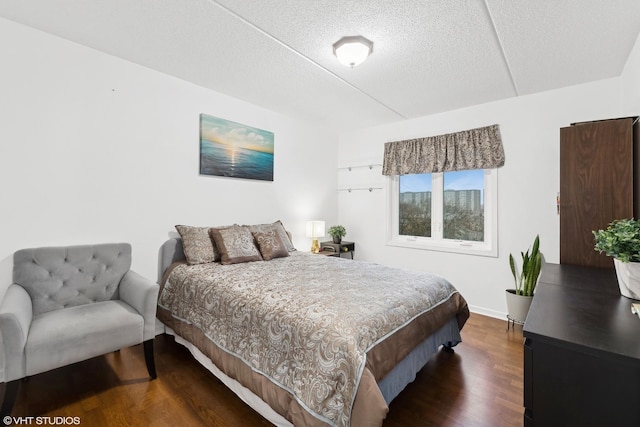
386,168,498,257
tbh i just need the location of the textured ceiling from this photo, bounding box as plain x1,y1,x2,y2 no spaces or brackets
1,0,639,133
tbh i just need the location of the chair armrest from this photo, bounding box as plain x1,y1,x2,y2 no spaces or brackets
119,270,160,341
0,284,33,381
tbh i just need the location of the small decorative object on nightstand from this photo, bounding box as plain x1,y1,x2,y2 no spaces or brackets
327,225,347,244
319,241,355,259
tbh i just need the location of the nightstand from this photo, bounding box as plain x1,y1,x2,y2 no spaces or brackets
318,241,355,259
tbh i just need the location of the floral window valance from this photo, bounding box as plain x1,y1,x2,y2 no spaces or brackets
381,124,505,176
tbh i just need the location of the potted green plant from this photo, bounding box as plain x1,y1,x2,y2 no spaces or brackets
506,235,542,324
593,218,640,299
327,225,347,244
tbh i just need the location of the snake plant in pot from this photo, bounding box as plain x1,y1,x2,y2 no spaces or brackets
506,235,542,323
593,218,640,299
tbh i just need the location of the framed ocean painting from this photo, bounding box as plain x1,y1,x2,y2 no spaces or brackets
199,114,274,181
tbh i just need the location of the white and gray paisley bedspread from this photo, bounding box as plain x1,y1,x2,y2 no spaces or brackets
158,251,466,427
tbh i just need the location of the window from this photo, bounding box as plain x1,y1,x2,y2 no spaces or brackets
387,169,498,257
381,124,503,256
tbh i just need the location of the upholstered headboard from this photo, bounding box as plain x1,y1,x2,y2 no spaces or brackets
13,243,131,316
158,238,185,283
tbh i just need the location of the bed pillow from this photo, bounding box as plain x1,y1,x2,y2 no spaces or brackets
246,220,296,252
209,225,263,265
252,229,290,261
175,225,220,265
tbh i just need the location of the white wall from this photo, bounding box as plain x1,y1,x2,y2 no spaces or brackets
0,17,339,294
621,32,640,114
337,79,627,318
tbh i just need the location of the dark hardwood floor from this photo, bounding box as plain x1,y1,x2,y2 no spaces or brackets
2,314,524,426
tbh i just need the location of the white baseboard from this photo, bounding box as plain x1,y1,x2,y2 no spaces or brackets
468,305,507,321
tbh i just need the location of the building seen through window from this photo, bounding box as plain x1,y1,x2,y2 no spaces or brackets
399,169,484,242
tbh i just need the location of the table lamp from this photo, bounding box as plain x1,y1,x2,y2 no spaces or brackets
306,220,325,254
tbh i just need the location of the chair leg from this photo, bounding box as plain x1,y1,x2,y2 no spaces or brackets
1,380,20,417
143,339,157,379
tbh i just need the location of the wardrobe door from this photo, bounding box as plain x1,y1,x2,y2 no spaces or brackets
560,118,635,268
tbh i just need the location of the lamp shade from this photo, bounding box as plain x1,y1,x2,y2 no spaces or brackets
332,36,373,68
306,221,326,238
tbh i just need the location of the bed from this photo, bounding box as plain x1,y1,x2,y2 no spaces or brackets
157,222,469,427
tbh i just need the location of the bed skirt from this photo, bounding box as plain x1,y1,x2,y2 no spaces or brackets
159,306,464,426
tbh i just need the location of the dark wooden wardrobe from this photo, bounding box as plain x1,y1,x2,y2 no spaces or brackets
523,117,640,427
559,116,640,268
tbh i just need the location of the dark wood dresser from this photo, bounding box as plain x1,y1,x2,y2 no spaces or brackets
523,263,640,427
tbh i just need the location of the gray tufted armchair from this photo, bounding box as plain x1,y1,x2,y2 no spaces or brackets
0,243,159,416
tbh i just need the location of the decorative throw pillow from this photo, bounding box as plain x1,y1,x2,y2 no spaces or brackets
175,225,219,265
252,230,289,261
209,226,263,265
246,220,296,252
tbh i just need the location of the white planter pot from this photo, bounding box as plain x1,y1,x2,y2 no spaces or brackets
613,258,640,300
505,289,534,323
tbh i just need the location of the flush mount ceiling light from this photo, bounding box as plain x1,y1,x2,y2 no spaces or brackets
332,36,373,68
